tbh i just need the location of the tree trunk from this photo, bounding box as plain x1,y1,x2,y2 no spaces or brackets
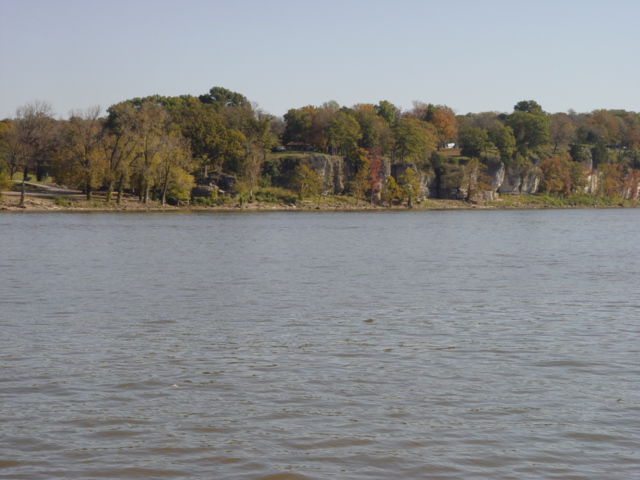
106,179,113,203
19,179,26,206
36,163,46,182
161,173,169,206
116,173,125,204
19,167,27,206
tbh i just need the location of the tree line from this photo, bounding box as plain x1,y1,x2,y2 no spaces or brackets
2,87,640,206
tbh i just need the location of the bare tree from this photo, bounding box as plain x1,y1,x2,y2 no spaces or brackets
103,103,138,203
0,121,26,179
13,101,57,205
130,103,170,203
58,106,106,200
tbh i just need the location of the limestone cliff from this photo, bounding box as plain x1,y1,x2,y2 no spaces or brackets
496,156,541,195
264,154,352,195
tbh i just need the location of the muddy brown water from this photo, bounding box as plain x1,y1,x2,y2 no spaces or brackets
1,210,639,479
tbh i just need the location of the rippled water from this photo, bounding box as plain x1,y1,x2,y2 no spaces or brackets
1,209,639,479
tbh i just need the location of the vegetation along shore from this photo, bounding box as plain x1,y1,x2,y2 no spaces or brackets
2,87,640,211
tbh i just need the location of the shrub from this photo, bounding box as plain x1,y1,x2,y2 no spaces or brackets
166,170,195,206
192,196,215,207
254,186,298,204
54,197,71,207
0,169,12,199
382,176,403,205
290,164,322,200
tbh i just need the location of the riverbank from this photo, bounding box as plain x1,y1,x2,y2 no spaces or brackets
2,191,638,212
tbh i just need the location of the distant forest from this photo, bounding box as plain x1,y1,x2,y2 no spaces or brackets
2,86,640,206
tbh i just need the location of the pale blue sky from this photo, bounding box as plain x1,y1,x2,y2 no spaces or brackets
1,0,639,119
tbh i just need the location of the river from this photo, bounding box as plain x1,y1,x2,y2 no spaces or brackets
1,209,639,479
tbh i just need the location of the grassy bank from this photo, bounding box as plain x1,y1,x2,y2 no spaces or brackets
3,189,639,212
487,194,639,209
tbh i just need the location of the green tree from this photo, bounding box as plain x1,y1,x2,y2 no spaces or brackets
429,151,448,198
166,168,195,206
381,175,403,205
247,109,278,152
326,111,362,155
488,125,516,164
513,100,544,115
624,146,640,169
156,133,192,206
347,147,372,203
291,164,322,200
167,98,245,177
591,142,608,168
306,106,334,152
352,103,393,153
129,102,172,203
398,167,421,206
198,86,249,112
375,100,399,125
458,126,489,159
103,102,140,203
506,102,550,156
219,129,247,174
569,160,589,193
283,106,315,145
569,144,590,164
393,118,436,163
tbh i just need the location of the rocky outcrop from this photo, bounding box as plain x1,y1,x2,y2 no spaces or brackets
220,151,618,202
390,163,431,197
194,174,236,195
266,154,352,194
305,155,352,195
496,156,541,195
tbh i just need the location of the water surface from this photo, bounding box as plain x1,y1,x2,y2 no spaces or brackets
1,210,639,479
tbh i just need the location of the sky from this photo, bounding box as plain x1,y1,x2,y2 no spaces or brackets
1,0,639,120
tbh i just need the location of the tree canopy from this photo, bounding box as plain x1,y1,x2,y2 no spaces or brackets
4,90,640,207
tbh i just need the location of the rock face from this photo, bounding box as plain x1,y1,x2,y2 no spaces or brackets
306,156,517,200
212,151,619,202
497,157,541,195
266,154,351,194
488,156,540,195
216,175,237,194
194,174,236,195
305,155,352,195
391,163,431,197
484,158,505,191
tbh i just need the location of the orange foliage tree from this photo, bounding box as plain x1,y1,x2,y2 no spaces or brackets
539,156,573,195
429,107,457,149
